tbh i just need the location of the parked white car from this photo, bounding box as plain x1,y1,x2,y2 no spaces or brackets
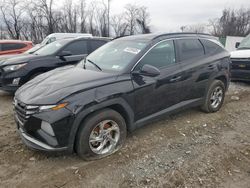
230,34,250,81
27,33,93,54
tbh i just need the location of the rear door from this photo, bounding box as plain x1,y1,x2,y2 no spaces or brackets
58,40,88,65
132,40,183,120
176,38,212,102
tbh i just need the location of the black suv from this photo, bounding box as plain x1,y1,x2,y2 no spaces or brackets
14,33,230,160
0,37,110,92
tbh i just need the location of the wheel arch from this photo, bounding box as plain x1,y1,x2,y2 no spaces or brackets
23,67,49,83
68,98,135,152
214,75,229,90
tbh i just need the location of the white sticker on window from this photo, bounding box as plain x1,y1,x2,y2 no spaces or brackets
112,65,120,69
124,47,141,54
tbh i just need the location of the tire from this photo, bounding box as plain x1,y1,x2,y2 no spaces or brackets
76,109,127,160
201,80,226,113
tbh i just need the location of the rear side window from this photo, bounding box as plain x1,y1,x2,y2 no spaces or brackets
63,40,88,55
1,43,27,51
176,39,205,61
200,39,224,55
135,40,176,70
89,40,107,53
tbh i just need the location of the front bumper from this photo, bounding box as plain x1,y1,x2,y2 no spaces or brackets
231,69,250,81
14,103,75,153
18,128,67,152
0,69,26,92
0,75,21,92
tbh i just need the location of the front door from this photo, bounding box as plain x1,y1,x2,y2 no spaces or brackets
58,40,88,65
132,40,183,121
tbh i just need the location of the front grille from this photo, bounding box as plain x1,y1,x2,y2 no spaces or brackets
14,100,39,125
231,58,250,70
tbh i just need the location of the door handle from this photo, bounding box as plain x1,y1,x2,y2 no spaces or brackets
170,76,182,82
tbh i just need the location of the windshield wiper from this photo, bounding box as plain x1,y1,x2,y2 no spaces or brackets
84,59,102,71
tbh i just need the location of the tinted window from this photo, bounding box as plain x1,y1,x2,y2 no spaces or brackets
1,43,26,51
135,40,176,70
201,39,224,54
63,40,88,55
177,39,204,61
90,40,107,53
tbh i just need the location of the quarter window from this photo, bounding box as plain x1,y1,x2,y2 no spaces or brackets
177,39,205,61
135,40,176,70
63,40,88,55
200,39,224,55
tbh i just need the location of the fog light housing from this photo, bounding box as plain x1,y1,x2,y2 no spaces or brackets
41,121,55,137
12,78,21,85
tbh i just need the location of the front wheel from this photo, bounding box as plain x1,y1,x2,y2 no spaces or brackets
201,80,226,113
76,109,127,160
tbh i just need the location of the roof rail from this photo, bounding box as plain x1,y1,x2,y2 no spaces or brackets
152,32,213,40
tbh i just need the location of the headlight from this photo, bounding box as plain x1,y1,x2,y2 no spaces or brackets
39,103,68,112
3,63,27,72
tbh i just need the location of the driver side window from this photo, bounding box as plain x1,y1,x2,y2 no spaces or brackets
135,40,176,70
63,41,88,55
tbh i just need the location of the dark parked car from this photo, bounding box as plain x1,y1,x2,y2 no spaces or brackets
14,33,230,160
0,37,110,92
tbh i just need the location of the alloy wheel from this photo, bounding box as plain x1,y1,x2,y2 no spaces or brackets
210,86,223,109
89,120,120,155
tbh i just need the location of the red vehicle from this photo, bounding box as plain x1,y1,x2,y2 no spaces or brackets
0,40,33,55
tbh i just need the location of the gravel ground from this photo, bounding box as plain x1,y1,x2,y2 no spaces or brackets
0,82,250,188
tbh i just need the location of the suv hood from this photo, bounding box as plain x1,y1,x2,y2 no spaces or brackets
15,66,118,105
0,54,45,66
231,49,250,59
0,54,26,63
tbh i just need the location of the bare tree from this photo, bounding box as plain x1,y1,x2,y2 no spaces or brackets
78,0,88,33
124,4,139,35
210,8,250,37
0,0,25,39
93,0,109,37
60,0,77,32
0,0,152,40
136,6,151,34
111,14,128,37
34,0,56,35
182,23,207,33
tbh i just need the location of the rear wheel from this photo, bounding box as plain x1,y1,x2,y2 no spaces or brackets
201,80,225,113
76,109,127,160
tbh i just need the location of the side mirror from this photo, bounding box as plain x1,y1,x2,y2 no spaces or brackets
58,51,72,58
235,42,240,49
133,64,160,77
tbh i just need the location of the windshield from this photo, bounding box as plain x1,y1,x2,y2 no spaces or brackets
34,40,68,56
24,45,42,54
238,35,250,49
40,36,57,45
81,40,148,72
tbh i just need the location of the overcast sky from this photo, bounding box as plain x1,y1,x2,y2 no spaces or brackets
100,0,250,32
